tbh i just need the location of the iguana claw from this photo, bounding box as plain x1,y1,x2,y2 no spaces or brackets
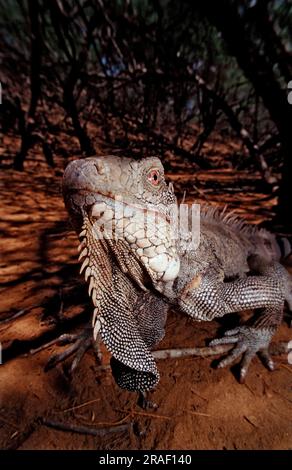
137,391,158,410
209,326,275,383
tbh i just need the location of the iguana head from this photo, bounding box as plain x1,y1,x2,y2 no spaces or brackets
63,156,180,286
63,155,175,212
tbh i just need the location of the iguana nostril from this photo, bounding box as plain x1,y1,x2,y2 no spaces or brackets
93,162,105,175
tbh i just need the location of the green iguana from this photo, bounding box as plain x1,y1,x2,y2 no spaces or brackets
58,155,291,398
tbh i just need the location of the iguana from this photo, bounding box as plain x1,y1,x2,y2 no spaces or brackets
59,155,291,398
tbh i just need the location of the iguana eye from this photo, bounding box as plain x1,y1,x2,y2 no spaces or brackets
147,169,161,186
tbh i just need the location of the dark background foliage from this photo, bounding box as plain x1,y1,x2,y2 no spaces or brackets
0,0,291,226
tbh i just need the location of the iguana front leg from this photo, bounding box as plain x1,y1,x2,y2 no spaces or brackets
178,268,285,382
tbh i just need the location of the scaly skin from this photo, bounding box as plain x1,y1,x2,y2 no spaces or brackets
61,156,292,391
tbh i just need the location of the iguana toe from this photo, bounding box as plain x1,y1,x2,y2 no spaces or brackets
137,391,158,410
44,328,98,376
210,326,274,382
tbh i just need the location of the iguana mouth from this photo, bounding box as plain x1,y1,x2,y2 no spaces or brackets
68,186,173,224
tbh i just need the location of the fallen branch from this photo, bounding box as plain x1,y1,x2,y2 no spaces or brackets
152,345,233,359
152,341,292,360
188,410,211,418
0,306,38,326
41,418,131,436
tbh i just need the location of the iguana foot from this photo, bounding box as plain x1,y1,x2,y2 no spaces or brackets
45,328,100,376
209,326,274,383
137,391,158,410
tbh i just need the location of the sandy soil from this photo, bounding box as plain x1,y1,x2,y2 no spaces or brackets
0,154,292,450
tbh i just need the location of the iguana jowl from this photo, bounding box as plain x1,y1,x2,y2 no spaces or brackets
62,155,292,393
